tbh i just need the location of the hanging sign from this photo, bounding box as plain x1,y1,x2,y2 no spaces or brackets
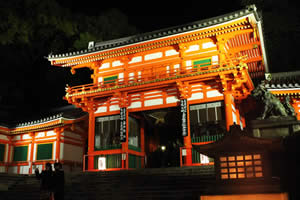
180,99,188,137
120,107,127,142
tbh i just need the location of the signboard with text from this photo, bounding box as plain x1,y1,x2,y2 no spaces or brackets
180,99,188,137
120,107,127,142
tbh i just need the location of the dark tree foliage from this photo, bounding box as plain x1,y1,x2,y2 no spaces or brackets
0,0,138,121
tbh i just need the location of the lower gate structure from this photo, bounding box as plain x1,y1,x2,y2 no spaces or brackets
48,5,268,171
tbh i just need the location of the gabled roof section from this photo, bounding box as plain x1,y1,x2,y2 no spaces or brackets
265,71,300,89
0,106,87,135
48,5,267,70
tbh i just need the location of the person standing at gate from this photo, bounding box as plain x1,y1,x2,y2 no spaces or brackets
53,162,65,200
35,162,54,200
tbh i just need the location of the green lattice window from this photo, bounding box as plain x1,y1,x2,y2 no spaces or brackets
104,75,118,84
36,143,53,160
193,58,212,68
13,146,28,162
0,144,5,162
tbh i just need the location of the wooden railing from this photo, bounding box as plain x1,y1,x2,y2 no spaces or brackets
67,62,222,97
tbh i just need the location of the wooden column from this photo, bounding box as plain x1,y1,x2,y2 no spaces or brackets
177,81,192,166
224,91,234,131
55,127,63,162
184,100,193,166
118,92,129,170
28,132,35,174
6,137,12,173
87,111,95,170
121,107,129,169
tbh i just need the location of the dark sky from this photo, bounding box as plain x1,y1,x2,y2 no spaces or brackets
59,1,243,32
1,0,299,123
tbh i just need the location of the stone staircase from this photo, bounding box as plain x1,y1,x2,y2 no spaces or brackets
0,166,215,200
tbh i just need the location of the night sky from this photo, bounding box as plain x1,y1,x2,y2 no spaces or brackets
0,0,299,123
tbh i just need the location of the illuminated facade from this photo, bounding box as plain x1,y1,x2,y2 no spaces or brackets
47,5,300,173
0,107,87,174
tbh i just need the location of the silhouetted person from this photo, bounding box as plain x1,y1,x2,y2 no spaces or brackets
53,162,65,200
35,162,54,200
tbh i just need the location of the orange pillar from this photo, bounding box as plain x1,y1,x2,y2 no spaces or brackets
6,137,12,173
55,128,62,162
87,111,95,170
224,92,234,131
121,107,129,169
28,132,35,174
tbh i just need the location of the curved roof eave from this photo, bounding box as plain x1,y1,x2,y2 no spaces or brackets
48,5,263,64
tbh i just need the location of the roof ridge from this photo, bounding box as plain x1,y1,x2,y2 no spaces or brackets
48,5,258,60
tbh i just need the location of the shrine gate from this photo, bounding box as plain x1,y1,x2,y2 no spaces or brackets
48,6,268,171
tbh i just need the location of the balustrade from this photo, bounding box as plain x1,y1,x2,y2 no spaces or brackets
67,62,222,96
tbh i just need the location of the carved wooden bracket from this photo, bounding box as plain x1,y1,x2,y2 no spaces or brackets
176,81,190,99
114,92,129,108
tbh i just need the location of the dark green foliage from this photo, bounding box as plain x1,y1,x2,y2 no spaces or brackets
0,0,138,120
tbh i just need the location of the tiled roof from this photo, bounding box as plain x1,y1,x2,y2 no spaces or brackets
0,106,87,131
48,5,260,60
265,71,300,89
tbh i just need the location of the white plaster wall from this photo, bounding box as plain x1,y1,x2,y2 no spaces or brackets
188,92,204,101
12,135,21,141
0,134,9,141
95,106,107,114
128,102,142,109
144,99,163,107
20,165,30,174
185,44,200,52
0,166,6,173
206,90,223,98
27,144,31,161
166,96,179,104
33,143,37,161
109,105,120,112
22,134,32,140
129,56,142,64
36,132,45,138
165,49,178,56
202,42,216,49
144,52,162,60
46,131,56,136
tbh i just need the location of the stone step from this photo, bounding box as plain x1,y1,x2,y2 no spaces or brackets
3,167,216,200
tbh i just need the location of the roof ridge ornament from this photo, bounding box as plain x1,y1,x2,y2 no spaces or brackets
88,41,95,49
246,4,257,12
